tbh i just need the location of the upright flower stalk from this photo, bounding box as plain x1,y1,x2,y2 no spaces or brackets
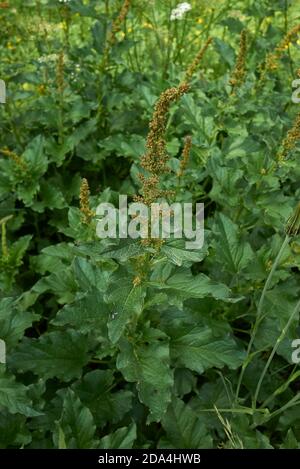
136,83,190,250
135,36,212,252
97,0,131,122
0,215,13,261
141,83,190,174
79,178,94,225
178,135,192,177
259,24,300,82
101,0,131,71
139,37,212,207
56,51,65,144
236,202,300,403
229,29,247,91
254,297,300,407
184,37,212,82
277,111,300,162
235,234,290,402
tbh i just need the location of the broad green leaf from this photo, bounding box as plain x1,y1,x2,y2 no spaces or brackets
228,415,273,449
171,326,245,373
23,135,47,176
33,268,77,303
54,389,96,449
160,397,212,448
213,213,254,274
117,328,173,423
280,429,300,449
161,238,208,266
32,180,66,211
0,411,31,448
16,135,47,206
213,38,235,66
9,331,90,381
101,239,145,261
0,366,39,417
153,270,240,302
8,235,32,266
0,298,38,347
32,242,74,275
73,370,132,428
107,277,145,343
72,257,111,292
254,283,300,361
52,290,109,335
99,423,136,449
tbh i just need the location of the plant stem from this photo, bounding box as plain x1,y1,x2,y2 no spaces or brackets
284,0,294,77
235,234,290,401
256,235,290,321
251,393,300,428
253,297,300,406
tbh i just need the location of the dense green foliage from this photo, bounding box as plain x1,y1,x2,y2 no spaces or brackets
0,0,300,449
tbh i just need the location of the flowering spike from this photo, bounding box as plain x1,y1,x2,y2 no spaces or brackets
178,135,192,177
79,178,94,224
0,215,12,259
184,37,213,82
277,112,300,161
229,29,247,90
260,24,300,81
102,0,131,69
141,82,190,179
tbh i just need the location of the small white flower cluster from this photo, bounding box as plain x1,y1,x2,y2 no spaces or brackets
38,53,59,64
170,2,192,21
59,0,71,3
70,64,81,82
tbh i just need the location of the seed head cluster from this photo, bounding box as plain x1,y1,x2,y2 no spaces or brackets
140,82,190,204
1,219,8,259
137,37,211,248
277,111,300,161
229,29,247,89
79,178,94,224
178,135,192,177
184,37,213,82
275,24,300,54
141,83,190,171
102,0,131,69
261,24,300,79
111,0,131,38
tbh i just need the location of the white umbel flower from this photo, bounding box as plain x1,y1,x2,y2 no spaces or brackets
170,2,192,21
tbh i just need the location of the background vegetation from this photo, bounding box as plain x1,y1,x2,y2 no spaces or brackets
0,0,300,449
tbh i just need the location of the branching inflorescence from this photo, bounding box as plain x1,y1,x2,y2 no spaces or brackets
260,24,300,81
139,38,213,207
79,178,94,225
229,29,247,90
277,111,300,162
102,0,131,70
139,82,190,205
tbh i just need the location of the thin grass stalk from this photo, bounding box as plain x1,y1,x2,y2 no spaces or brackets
235,235,290,401
253,297,300,406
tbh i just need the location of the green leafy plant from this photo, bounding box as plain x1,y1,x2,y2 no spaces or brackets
0,0,300,450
